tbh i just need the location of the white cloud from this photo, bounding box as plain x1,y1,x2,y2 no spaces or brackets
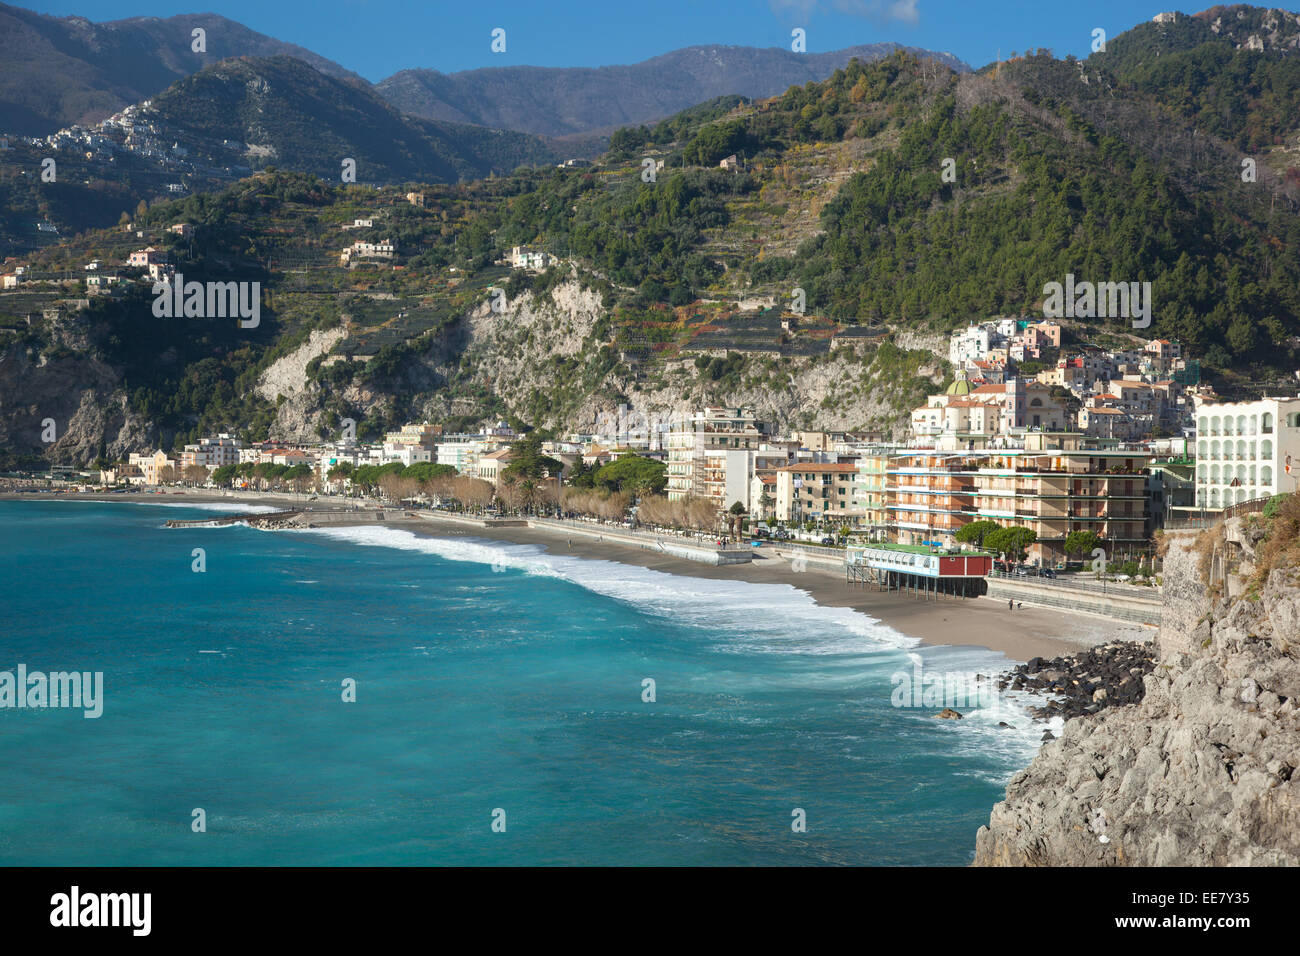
770,0,920,26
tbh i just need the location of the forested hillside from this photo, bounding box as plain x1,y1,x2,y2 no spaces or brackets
3,8,1300,466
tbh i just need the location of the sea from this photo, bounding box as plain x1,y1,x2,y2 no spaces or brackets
0,499,1059,865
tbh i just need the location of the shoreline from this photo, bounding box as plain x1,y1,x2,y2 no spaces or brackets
2,489,1153,661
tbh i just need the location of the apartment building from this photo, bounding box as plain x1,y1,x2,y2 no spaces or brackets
692,445,795,511
127,449,178,484
1193,396,1300,509
666,407,767,501
887,433,1150,565
179,433,242,469
436,436,487,473
852,453,893,534
384,422,441,453
774,462,862,525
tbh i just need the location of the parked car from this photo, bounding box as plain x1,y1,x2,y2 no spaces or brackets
773,528,791,541
820,536,836,546
1014,565,1034,576
1037,568,1057,579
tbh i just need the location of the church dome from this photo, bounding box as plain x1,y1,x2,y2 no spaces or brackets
946,369,973,396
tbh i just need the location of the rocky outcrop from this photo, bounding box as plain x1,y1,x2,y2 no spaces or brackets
414,279,941,439
1000,642,1157,721
256,328,347,441
974,522,1300,866
0,341,151,464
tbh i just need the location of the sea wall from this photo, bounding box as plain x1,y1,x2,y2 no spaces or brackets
530,519,754,566
985,577,1162,626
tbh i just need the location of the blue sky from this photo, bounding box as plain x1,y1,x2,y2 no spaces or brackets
27,0,1201,80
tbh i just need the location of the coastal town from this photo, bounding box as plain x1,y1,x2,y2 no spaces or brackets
3,0,1300,883
15,316,1299,578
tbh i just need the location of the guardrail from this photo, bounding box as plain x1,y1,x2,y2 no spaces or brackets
986,568,1159,596
1165,495,1275,529
532,516,739,551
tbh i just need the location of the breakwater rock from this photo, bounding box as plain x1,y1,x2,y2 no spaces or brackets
999,642,1157,721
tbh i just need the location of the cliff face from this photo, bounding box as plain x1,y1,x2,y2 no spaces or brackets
0,329,152,464
974,520,1300,866
257,280,942,445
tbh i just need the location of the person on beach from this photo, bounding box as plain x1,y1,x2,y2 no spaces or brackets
1008,598,1014,610
567,539,572,549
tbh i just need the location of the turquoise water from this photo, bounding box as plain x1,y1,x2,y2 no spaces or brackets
0,500,1049,865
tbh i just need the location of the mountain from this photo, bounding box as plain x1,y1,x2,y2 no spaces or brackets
148,56,566,183
3,9,1300,467
0,2,361,135
1085,6,1300,152
0,55,570,260
0,1,969,141
374,43,972,137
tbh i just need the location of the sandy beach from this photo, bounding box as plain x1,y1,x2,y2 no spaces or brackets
4,488,1153,661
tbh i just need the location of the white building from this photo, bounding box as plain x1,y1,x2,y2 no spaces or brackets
383,443,432,466
180,434,243,469
1193,396,1300,509
436,437,487,473
340,239,396,264
509,246,554,270
949,324,994,365
666,407,767,502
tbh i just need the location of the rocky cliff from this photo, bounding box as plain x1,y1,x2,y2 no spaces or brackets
258,279,943,444
973,513,1300,866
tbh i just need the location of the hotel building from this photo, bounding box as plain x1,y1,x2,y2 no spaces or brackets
1193,396,1300,509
